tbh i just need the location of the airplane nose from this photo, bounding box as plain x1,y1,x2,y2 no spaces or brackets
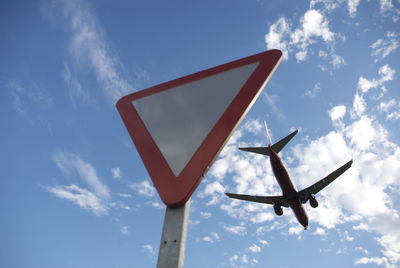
298,209,308,230
301,217,308,230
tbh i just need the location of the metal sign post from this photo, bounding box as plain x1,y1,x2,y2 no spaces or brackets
157,200,190,268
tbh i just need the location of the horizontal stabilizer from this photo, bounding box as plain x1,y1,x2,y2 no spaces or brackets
238,147,270,155
239,130,298,155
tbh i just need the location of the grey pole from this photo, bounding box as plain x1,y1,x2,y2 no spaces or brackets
157,199,190,268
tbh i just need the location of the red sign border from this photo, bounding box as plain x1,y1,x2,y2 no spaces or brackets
116,49,282,207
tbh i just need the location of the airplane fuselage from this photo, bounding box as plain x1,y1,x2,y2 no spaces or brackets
269,148,309,229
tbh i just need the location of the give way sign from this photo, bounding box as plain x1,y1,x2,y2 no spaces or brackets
116,49,282,207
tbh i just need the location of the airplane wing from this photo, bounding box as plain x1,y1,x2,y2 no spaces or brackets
298,159,353,203
238,130,298,156
225,193,289,207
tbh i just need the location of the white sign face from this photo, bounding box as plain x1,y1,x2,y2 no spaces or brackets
132,62,259,176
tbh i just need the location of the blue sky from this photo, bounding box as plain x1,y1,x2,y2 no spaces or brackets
1,0,400,267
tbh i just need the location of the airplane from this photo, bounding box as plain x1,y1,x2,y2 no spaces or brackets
225,126,352,230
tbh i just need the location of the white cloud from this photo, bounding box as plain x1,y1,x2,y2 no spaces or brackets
111,167,122,179
119,193,132,198
250,212,274,223
348,0,361,17
229,252,259,267
357,64,395,93
224,225,247,236
329,105,347,121
288,226,304,236
130,180,156,197
357,77,379,93
46,184,109,216
59,0,133,102
293,9,334,43
355,257,390,266
142,244,156,256
110,201,131,211
344,230,354,241
200,211,212,219
244,119,263,135
379,0,394,14
305,82,321,98
202,232,220,243
147,201,163,209
198,181,225,205
379,99,400,120
371,32,398,61
9,79,25,115
265,17,291,60
265,9,344,69
120,226,129,235
346,116,376,151
310,0,343,12
330,54,346,69
8,79,54,130
52,150,110,199
62,63,91,105
313,227,327,236
379,64,395,83
249,244,261,253
264,93,285,119
352,93,367,118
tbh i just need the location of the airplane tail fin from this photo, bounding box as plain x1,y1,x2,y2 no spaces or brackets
239,130,298,156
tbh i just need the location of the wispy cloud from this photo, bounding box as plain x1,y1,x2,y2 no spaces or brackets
249,244,261,253
9,79,26,115
305,82,321,98
229,252,258,267
224,225,247,236
57,0,134,103
355,256,390,267
357,64,395,93
47,150,111,216
378,99,400,120
129,180,156,197
52,150,110,199
200,211,212,219
111,167,122,179
201,232,220,243
118,193,132,198
46,184,109,215
313,227,327,236
8,78,54,131
347,0,361,18
371,32,398,61
120,226,129,235
142,244,156,256
264,93,285,119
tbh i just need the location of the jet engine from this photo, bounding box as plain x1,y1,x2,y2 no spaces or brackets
309,195,319,208
273,204,283,216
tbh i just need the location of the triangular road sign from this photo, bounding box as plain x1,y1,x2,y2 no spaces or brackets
116,49,282,207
